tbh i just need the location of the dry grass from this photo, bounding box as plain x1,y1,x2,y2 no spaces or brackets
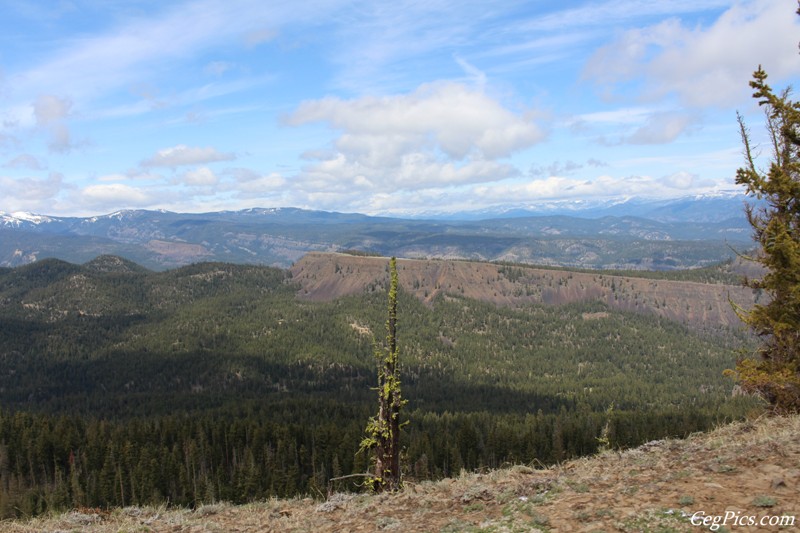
4,414,798,532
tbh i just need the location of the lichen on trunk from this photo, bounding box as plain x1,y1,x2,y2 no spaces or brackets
360,257,406,491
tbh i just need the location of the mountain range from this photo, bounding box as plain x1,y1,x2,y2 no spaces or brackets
0,193,756,270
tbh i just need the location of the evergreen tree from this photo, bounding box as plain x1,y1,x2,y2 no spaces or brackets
360,257,406,491
728,64,800,413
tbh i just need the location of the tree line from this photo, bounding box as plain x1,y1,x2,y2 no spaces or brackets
0,398,753,518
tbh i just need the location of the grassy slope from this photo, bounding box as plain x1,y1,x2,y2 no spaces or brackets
6,414,798,532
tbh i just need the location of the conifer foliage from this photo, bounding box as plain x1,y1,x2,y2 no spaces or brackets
729,62,800,413
360,257,406,491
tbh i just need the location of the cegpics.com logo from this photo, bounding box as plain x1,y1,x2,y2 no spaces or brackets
690,510,796,531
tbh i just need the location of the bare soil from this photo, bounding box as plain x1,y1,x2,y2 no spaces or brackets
5,414,798,532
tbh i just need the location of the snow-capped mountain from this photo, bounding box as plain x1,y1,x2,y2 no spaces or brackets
0,194,756,270
410,192,755,222
0,211,58,227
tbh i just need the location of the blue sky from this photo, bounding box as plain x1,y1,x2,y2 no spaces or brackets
0,0,798,216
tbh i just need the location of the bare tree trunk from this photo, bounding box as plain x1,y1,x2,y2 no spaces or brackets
360,257,405,492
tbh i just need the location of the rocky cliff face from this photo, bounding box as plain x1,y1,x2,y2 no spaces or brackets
291,253,758,331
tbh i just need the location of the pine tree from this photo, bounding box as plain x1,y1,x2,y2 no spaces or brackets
360,257,406,491
728,65,800,413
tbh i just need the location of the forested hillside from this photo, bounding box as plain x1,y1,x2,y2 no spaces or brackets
0,255,758,517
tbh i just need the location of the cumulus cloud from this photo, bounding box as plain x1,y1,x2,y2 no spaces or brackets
236,172,287,194
78,183,153,207
229,167,284,184
584,0,800,106
290,82,543,160
182,167,219,186
662,171,702,189
141,144,236,167
286,82,543,195
0,172,63,201
0,172,64,211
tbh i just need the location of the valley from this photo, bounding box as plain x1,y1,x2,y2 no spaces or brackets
0,252,761,517
2,2,795,529
0,198,754,270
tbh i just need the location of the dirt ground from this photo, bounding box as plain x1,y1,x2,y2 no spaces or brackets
4,414,798,533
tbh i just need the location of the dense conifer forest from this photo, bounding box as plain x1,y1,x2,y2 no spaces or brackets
0,256,757,517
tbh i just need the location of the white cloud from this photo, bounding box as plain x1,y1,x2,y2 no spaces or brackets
33,95,72,125
183,167,219,186
124,169,165,182
208,167,288,201
0,172,65,212
573,107,654,126
141,145,236,167
3,154,46,170
472,172,728,205
291,82,543,160
48,123,78,153
282,167,732,216
286,82,542,195
235,172,287,194
0,0,766,217
8,0,338,102
326,0,480,93
625,112,696,144
521,0,733,33
454,55,486,87
97,174,129,182
585,0,800,107
79,183,153,207
31,94,82,153
662,171,699,189
571,107,697,145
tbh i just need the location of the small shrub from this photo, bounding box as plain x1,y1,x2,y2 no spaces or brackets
752,495,777,508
